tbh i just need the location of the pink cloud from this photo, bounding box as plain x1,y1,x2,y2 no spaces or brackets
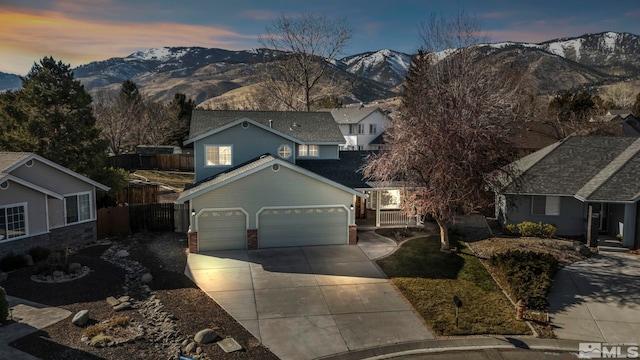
240,9,279,20
0,5,257,74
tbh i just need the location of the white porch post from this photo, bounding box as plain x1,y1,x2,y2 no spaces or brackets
622,203,636,247
376,189,381,227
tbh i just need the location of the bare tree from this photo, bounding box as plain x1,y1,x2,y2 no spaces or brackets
363,12,522,251
600,82,639,109
258,12,353,111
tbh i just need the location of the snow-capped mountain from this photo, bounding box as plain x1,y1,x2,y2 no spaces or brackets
341,49,412,87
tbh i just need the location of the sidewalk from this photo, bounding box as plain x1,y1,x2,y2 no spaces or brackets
0,296,71,360
315,336,581,360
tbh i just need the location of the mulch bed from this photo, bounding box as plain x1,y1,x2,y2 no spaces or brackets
3,232,278,360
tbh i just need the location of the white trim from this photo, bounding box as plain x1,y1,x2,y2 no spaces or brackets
0,202,28,241
277,144,292,159
64,191,93,225
0,181,7,190
204,144,233,167
3,154,109,191
178,156,367,203
1,175,63,199
186,118,303,145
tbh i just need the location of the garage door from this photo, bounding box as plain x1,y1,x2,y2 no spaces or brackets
258,206,348,248
197,210,247,251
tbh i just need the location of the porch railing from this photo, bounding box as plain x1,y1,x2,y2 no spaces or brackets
380,210,417,226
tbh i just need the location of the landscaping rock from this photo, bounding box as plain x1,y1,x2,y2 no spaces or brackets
106,296,121,306
118,295,130,303
140,273,153,283
72,310,90,326
115,249,129,258
575,244,590,256
68,262,82,274
217,337,243,353
194,328,218,344
52,270,64,278
0,272,7,282
185,341,196,354
113,301,131,311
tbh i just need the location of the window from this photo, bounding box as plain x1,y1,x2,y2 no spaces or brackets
205,145,232,166
349,124,365,135
532,196,560,216
0,204,26,240
278,145,291,158
65,193,91,224
369,124,377,134
298,144,319,157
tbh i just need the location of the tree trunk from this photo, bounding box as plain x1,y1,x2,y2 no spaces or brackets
435,218,450,251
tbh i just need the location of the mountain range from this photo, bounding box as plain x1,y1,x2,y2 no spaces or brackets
1,31,639,107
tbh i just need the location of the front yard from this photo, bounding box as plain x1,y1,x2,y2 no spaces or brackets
377,235,531,336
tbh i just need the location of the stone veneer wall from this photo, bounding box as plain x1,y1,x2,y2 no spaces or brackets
0,221,97,258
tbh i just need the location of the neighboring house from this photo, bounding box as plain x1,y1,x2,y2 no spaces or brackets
0,152,110,257
590,110,640,137
323,107,391,150
177,110,416,252
495,136,640,249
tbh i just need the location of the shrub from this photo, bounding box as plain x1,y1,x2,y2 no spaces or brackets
28,246,51,262
503,224,517,235
489,250,559,310
0,253,27,272
542,223,557,238
0,286,8,323
516,221,542,237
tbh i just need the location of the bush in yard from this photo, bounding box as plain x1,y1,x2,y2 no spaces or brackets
28,246,51,262
489,250,559,310
542,223,557,238
0,286,8,323
0,253,27,272
503,224,517,235
516,221,542,237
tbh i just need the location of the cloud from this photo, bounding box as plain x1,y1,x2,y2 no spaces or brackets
239,9,279,20
480,11,518,19
0,5,257,74
625,9,640,18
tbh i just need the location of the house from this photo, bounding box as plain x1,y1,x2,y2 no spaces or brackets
323,107,391,150
590,110,640,137
177,110,416,252
0,152,110,257
495,136,640,249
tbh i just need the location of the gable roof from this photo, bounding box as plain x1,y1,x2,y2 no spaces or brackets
501,136,640,202
177,154,367,203
186,110,345,145
0,152,110,191
322,107,382,124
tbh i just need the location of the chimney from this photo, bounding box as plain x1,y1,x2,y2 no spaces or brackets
269,119,273,128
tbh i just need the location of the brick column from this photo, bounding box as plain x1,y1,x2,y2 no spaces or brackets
247,229,258,250
349,225,358,245
187,231,198,253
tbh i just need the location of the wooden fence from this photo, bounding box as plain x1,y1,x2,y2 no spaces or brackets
97,203,190,238
115,184,159,205
108,154,194,172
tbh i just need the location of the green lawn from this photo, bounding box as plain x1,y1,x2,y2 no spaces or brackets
377,236,531,336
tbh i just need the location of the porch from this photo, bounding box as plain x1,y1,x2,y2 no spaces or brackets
354,188,421,229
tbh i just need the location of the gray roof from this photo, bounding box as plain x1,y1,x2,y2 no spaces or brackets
502,136,640,202
322,107,381,124
0,152,31,173
187,110,345,144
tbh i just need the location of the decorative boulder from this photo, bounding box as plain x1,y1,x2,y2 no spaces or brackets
140,273,153,283
194,328,218,344
52,270,64,278
72,310,90,326
68,262,82,274
115,250,129,258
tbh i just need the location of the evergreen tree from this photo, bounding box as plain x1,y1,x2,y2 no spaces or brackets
168,93,195,146
0,56,109,181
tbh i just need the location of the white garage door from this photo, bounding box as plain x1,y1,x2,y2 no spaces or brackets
197,209,247,251
258,206,348,248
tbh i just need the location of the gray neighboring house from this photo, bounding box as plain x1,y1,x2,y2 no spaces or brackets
177,110,417,253
496,136,640,249
0,152,110,257
323,107,391,150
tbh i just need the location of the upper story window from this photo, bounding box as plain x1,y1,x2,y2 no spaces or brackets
205,145,232,166
349,124,365,135
0,204,27,240
278,145,292,159
65,192,91,224
532,196,560,216
369,124,377,134
298,144,319,157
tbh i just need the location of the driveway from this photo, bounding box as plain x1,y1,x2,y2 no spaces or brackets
185,245,433,359
548,251,640,343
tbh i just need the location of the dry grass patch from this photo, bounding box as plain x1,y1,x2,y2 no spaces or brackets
133,170,194,190
469,237,587,267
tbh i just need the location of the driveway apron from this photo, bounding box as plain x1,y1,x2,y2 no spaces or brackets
548,252,640,343
186,245,433,359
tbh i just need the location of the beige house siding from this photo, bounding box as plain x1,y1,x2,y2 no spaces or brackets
0,180,49,238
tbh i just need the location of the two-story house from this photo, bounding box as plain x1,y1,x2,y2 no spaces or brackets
177,110,418,253
323,107,391,150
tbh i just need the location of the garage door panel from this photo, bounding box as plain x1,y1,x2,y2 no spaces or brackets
259,207,347,248
198,210,246,251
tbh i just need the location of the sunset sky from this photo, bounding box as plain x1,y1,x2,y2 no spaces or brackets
1,0,639,75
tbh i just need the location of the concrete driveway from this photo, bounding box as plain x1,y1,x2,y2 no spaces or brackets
185,245,433,359
548,252,640,343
